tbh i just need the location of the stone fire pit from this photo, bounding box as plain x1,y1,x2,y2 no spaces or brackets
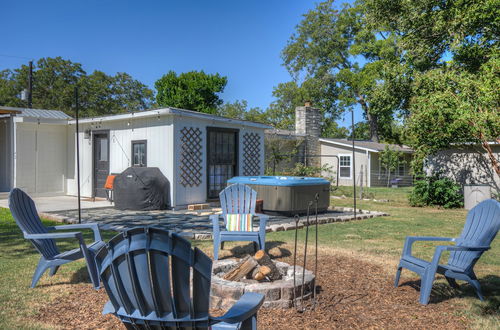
211,258,315,309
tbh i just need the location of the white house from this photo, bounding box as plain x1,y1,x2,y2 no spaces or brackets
0,106,270,208
319,139,414,187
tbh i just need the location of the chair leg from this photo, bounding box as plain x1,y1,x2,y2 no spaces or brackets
259,235,265,252
394,266,402,287
31,259,49,288
467,279,484,301
214,236,220,260
80,247,101,290
49,266,60,277
419,269,435,305
445,276,460,289
240,314,257,330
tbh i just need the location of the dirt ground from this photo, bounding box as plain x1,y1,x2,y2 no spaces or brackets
37,251,470,329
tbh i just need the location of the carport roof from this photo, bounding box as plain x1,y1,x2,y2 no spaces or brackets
0,106,72,120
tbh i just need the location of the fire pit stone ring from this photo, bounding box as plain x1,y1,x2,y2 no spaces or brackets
211,258,315,309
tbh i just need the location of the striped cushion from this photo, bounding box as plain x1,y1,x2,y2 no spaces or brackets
226,214,253,231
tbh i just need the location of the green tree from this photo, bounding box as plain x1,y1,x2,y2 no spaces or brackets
407,59,500,177
280,0,411,142
0,57,155,117
266,77,341,131
366,0,500,178
217,100,267,123
379,145,404,187
349,121,371,140
366,0,499,72
155,70,227,114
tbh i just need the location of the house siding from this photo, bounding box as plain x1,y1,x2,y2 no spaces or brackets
66,116,175,199
320,143,370,187
426,146,500,193
173,116,265,207
15,122,67,195
0,118,12,191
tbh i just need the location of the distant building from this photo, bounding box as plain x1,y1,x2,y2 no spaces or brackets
425,143,500,193
319,138,413,187
264,103,414,187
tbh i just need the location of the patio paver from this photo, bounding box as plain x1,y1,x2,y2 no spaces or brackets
42,207,388,239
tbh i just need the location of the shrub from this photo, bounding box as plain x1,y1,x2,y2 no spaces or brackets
409,175,463,208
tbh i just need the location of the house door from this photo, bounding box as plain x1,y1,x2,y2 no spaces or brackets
207,128,238,199
93,132,110,198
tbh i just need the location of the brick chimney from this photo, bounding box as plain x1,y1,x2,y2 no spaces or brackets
295,102,321,167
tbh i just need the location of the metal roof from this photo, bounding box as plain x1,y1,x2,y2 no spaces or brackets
0,106,72,120
320,138,413,153
70,107,272,129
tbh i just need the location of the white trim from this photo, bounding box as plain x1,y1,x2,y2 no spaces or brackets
319,138,379,153
367,150,371,188
11,117,16,189
338,153,352,179
398,161,405,176
69,107,272,129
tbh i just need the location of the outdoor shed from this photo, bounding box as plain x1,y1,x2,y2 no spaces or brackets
319,138,414,187
0,106,71,195
66,108,270,208
425,143,500,193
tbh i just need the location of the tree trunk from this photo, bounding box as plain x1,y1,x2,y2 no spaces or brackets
367,112,380,143
357,94,379,142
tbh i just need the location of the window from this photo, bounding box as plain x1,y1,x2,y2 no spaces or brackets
339,155,352,178
132,140,147,167
398,162,405,176
99,138,108,161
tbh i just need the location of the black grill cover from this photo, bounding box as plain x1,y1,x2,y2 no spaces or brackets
113,167,170,210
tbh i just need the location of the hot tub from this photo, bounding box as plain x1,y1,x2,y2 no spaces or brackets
227,176,330,215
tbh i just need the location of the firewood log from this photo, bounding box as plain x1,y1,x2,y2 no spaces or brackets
252,265,271,281
254,250,281,280
222,256,258,281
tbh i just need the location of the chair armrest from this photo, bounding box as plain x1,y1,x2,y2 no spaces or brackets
402,236,455,256
211,292,264,324
24,231,82,240
48,223,102,242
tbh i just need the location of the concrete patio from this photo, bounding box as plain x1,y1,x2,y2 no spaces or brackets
42,206,388,240
0,194,112,212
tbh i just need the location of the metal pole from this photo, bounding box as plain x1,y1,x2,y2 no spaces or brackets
28,61,33,108
352,109,356,219
75,87,82,224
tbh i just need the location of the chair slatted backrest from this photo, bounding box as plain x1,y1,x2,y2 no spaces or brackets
95,227,213,328
8,188,60,259
448,199,500,271
219,184,257,218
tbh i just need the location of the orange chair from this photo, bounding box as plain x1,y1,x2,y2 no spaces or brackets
104,174,117,202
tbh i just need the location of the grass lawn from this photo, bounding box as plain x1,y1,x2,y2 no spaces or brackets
0,187,498,328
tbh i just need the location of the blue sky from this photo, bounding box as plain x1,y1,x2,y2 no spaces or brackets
1,0,361,125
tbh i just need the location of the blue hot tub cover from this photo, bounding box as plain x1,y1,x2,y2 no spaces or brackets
227,176,329,187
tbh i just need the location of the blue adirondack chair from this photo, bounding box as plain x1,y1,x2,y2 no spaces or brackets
8,188,104,289
95,227,265,329
211,184,269,260
395,199,500,304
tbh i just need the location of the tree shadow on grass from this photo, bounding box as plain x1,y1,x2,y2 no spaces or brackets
399,274,500,307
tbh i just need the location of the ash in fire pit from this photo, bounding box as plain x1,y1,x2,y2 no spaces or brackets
211,252,315,309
